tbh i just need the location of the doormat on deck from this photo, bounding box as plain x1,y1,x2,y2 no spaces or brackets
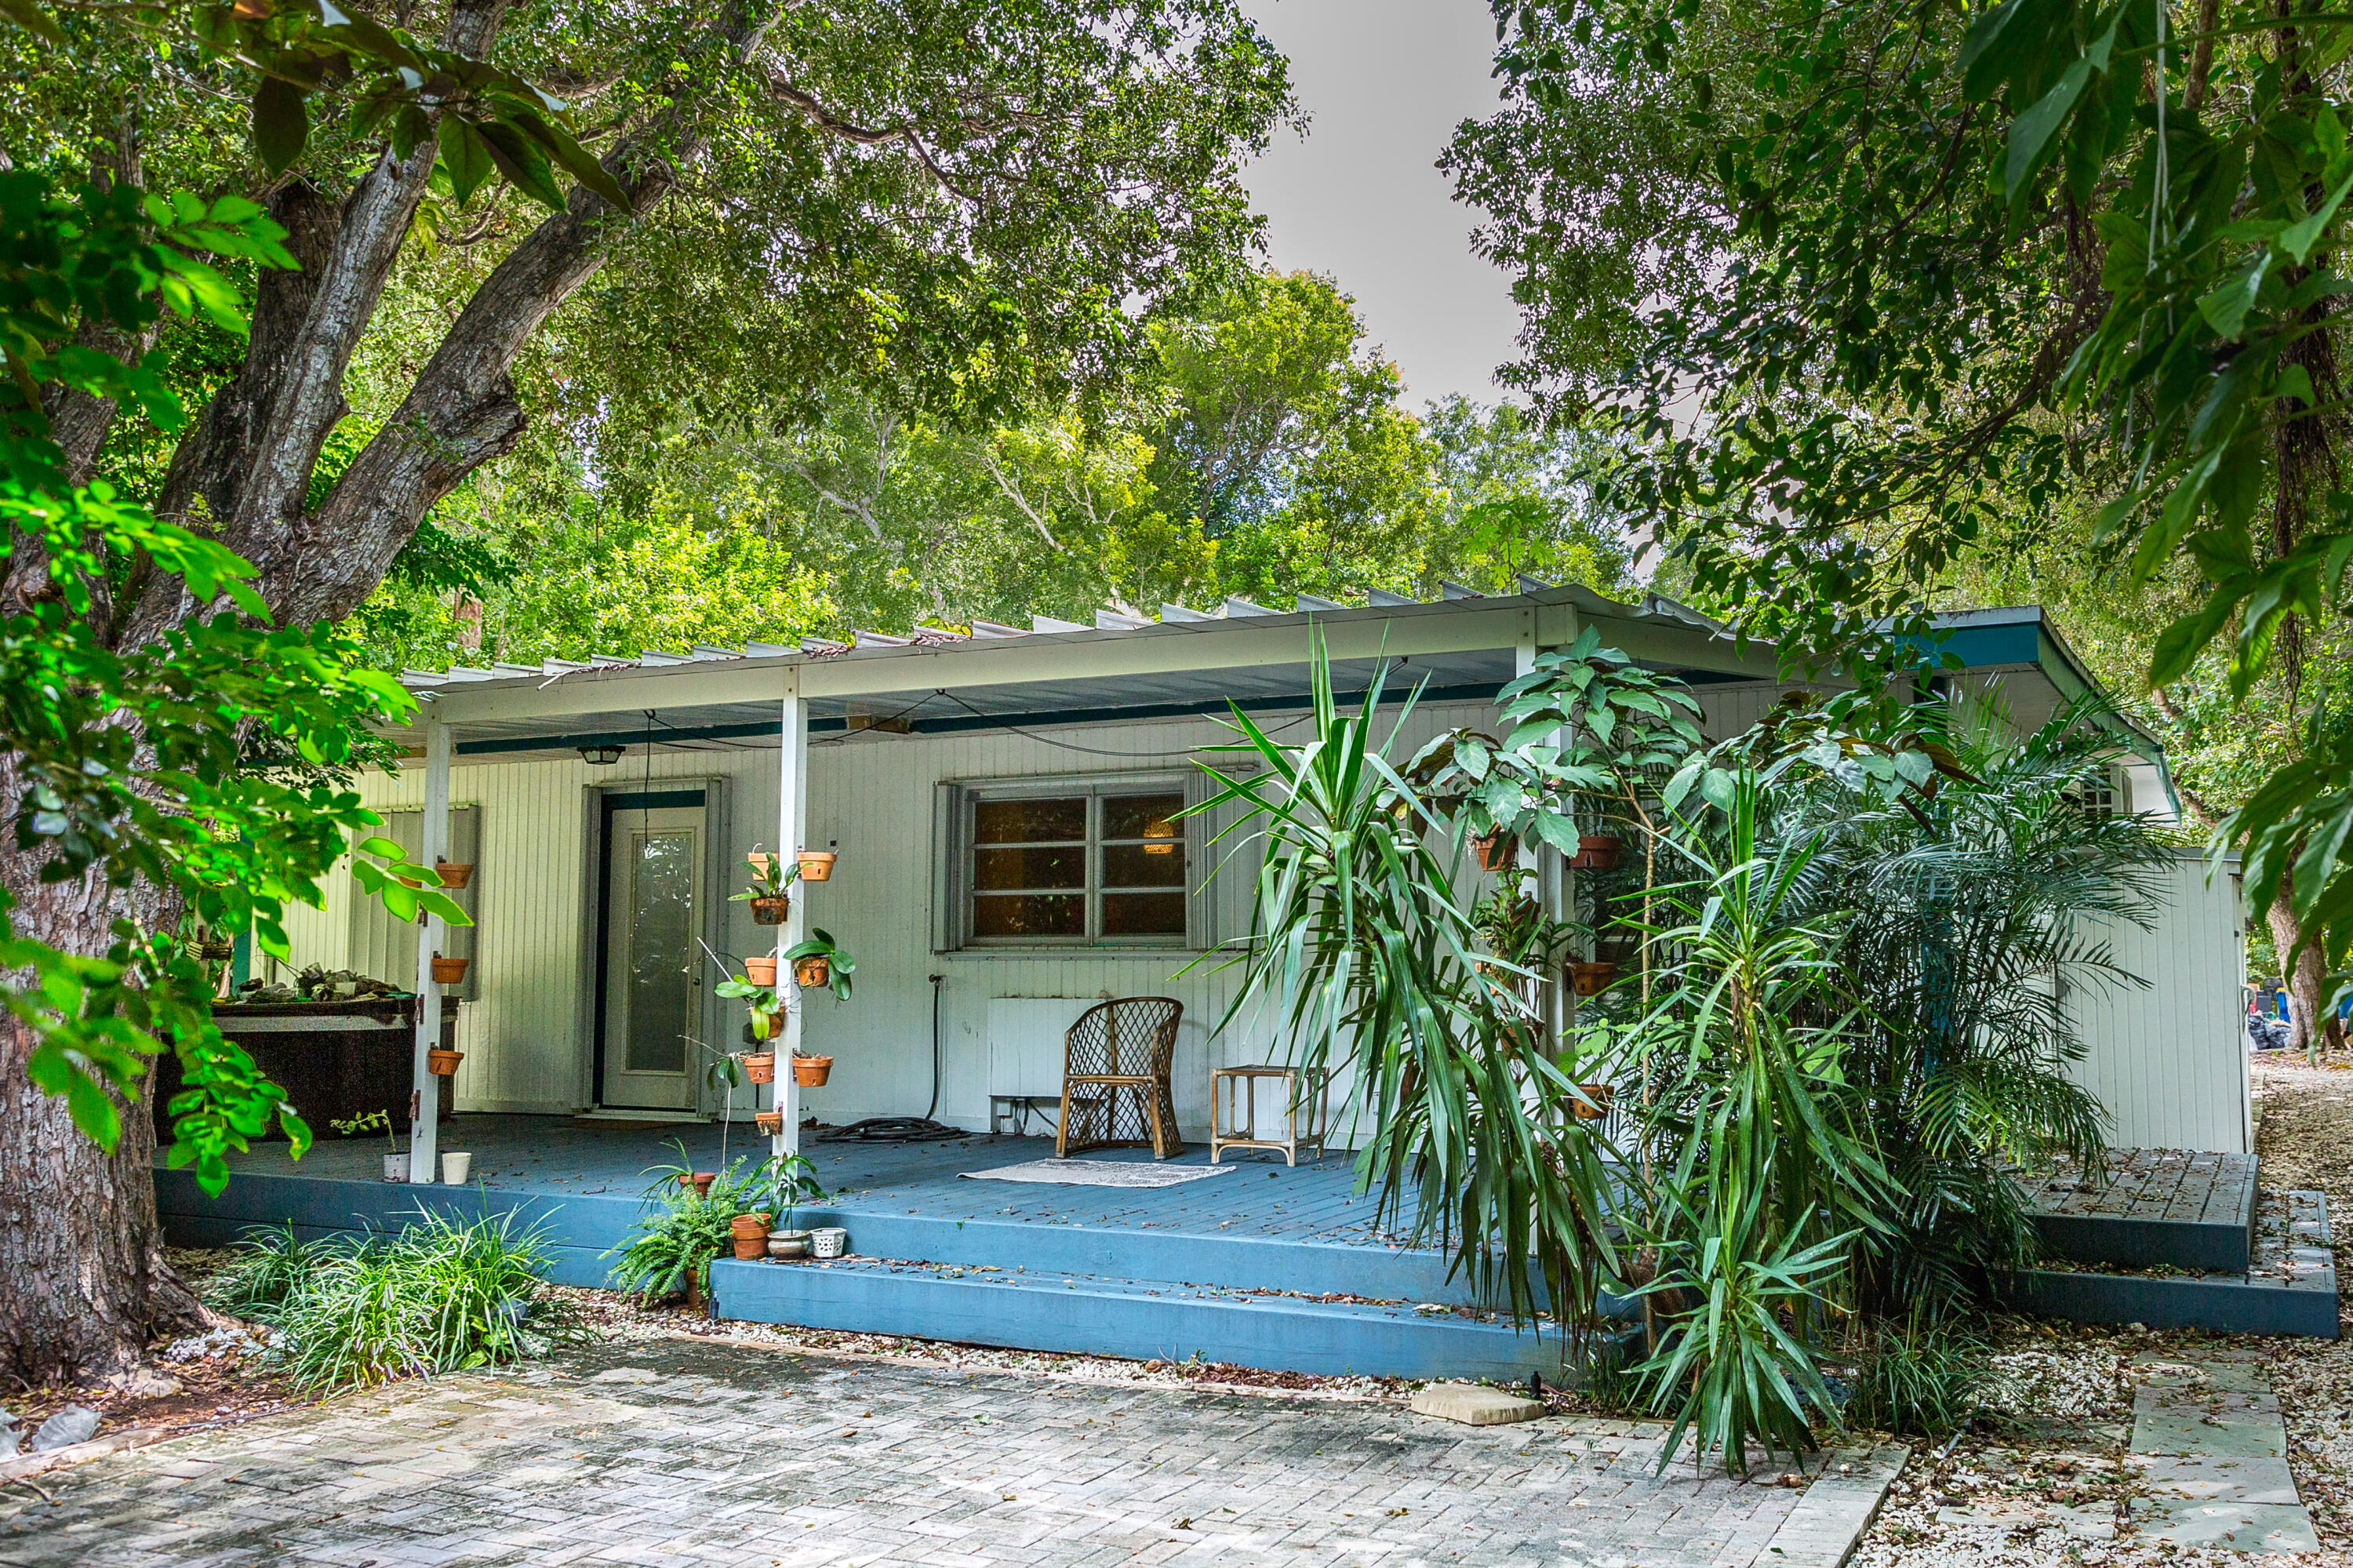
959,1159,1237,1189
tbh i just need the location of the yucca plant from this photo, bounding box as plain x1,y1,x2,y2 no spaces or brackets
1191,636,1623,1341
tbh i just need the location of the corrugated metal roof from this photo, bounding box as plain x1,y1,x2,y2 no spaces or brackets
396,576,1672,695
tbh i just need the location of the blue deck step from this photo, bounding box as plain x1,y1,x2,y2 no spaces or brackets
711,1253,1582,1382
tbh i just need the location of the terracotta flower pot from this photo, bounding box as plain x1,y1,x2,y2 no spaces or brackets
755,1110,784,1135
751,894,790,926
796,850,836,882
749,1011,781,1042
746,852,776,879
742,1051,776,1084
427,1047,464,1076
729,1211,773,1261
793,1054,833,1087
1566,960,1617,998
435,860,475,890
431,954,469,984
678,1171,717,1199
1472,831,1514,871
1573,1082,1613,1121
1569,834,1622,871
793,955,831,988
743,955,778,985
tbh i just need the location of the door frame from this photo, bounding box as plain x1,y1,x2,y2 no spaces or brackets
583,778,731,1113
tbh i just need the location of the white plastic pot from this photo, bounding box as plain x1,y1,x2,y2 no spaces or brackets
383,1153,406,1183
442,1151,473,1184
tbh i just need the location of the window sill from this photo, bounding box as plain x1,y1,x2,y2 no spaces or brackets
937,948,1212,962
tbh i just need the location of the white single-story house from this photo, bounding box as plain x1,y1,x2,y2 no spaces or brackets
265,581,2250,1184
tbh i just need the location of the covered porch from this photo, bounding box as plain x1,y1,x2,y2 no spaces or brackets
155,1114,1589,1381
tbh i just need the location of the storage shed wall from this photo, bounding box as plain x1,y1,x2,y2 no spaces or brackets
2061,853,2251,1153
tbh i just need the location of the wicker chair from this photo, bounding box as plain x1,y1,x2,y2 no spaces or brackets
1056,997,1184,1159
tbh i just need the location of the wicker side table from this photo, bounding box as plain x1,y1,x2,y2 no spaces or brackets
1209,1064,1327,1166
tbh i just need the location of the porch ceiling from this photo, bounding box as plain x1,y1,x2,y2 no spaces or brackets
431,646,1524,762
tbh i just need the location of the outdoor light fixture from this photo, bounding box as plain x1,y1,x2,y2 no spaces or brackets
579,744,624,766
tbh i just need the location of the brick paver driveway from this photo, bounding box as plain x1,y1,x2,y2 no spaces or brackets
0,1340,1889,1566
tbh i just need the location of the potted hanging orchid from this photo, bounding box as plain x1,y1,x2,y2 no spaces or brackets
731,850,800,926
783,929,856,998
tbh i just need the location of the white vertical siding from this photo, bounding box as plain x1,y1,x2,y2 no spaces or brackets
267,677,2245,1154
2062,853,2249,1152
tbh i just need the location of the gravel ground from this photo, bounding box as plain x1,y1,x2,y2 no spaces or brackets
1846,1055,2353,1566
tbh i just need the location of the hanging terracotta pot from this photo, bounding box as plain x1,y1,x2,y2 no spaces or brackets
1566,960,1617,998
746,851,776,879
797,850,836,882
678,1171,717,1198
793,955,831,988
793,1054,833,1086
1573,1083,1613,1121
743,955,778,986
729,1212,773,1261
1472,831,1514,871
755,1110,784,1135
427,1046,464,1076
435,860,475,890
431,954,469,984
1569,835,1622,871
751,894,790,926
742,1051,776,1084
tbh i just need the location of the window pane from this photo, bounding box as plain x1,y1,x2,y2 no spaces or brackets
1102,890,1186,937
974,796,1085,844
973,893,1085,939
1104,841,1186,889
1104,792,1184,842
974,845,1086,891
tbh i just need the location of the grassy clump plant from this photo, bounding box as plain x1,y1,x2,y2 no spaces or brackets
1836,1317,1985,1438
215,1210,566,1392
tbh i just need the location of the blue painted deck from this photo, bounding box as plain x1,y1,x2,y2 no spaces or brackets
155,1115,1580,1380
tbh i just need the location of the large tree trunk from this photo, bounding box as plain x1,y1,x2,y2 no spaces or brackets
2265,883,2345,1060
2,0,769,1388
0,776,212,1386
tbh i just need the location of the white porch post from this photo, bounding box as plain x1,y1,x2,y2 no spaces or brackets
409,718,451,1183
1511,631,1564,1051
775,674,807,1160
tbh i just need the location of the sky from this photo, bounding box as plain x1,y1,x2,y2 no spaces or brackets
1238,0,1523,409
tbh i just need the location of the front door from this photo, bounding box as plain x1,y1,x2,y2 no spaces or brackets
600,803,706,1109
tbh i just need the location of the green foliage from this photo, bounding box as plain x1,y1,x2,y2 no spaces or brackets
1838,1318,1986,1439
216,1210,567,1393
1617,768,1899,1471
1453,0,2353,1009
1191,638,1621,1341
0,165,464,1188
328,1108,398,1152
604,1148,825,1299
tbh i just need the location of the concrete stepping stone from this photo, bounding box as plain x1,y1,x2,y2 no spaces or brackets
2127,1355,2318,1553
1408,1381,1544,1425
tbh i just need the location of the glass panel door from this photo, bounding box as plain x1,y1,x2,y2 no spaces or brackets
601,805,704,1109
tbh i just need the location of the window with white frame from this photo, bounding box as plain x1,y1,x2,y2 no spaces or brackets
945,776,1196,948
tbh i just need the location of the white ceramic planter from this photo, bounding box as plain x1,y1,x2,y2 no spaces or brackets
442,1151,473,1184
810,1226,849,1259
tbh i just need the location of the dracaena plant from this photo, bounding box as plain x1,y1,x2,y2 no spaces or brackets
1189,635,1624,1347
